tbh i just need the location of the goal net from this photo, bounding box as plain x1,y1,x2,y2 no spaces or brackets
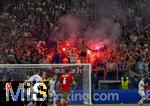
0,64,92,105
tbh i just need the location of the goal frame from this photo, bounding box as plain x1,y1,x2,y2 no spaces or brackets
0,64,92,105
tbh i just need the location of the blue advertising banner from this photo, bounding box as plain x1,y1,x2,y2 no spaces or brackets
68,90,150,104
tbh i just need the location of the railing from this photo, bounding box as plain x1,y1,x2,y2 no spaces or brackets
92,68,129,80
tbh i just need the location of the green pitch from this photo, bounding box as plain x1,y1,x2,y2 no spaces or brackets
69,104,150,106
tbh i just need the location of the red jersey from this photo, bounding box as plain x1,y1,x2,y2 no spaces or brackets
59,73,74,92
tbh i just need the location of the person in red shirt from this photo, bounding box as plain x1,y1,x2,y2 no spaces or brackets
59,68,76,106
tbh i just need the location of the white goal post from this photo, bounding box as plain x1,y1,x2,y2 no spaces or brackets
0,64,92,105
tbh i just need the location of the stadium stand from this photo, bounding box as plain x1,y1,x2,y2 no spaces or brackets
0,0,149,90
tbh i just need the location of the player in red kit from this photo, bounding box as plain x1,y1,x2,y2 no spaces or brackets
59,68,76,106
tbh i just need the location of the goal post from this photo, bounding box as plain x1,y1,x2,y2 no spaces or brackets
0,64,92,105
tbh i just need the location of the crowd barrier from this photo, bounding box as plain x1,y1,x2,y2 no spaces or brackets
69,89,150,104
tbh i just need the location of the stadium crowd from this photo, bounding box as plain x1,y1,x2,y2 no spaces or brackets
0,0,149,88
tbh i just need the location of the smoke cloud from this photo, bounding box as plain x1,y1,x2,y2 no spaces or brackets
53,0,126,49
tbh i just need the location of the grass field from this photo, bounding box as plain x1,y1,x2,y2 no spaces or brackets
69,104,149,106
